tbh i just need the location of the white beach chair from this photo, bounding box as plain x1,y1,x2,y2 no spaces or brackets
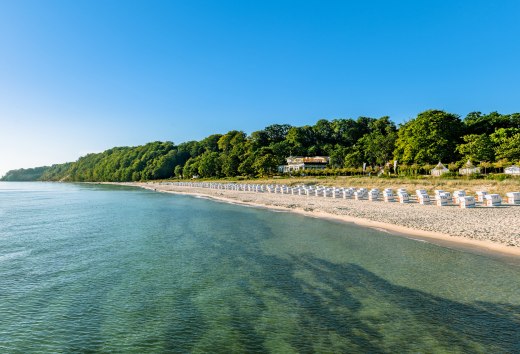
506,192,520,205
459,196,476,208
484,194,502,207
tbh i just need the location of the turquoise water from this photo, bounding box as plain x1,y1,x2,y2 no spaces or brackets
0,182,519,353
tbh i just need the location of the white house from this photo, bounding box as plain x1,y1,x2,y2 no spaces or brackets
278,156,330,173
459,160,480,175
431,162,449,176
505,165,520,175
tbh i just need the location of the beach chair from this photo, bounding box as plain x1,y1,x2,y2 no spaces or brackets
368,189,379,201
476,191,488,203
459,196,476,208
435,193,449,206
383,189,395,202
506,192,520,205
484,194,502,207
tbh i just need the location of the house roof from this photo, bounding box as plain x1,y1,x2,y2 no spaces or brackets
463,159,476,168
286,156,329,164
432,161,448,170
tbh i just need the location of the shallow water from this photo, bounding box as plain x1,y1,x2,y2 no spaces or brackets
0,182,519,353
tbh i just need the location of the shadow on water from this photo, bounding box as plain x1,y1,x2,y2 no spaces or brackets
7,190,517,353
250,255,520,353
159,201,520,353
68,194,520,353
204,219,519,353
163,292,208,353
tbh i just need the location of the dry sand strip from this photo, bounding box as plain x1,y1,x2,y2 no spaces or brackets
117,182,520,258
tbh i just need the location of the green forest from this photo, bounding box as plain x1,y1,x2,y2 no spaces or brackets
2,110,520,182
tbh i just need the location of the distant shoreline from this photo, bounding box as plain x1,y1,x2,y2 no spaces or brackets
104,182,520,262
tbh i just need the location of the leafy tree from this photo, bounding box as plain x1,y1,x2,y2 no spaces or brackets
198,152,222,177
331,118,362,147
357,117,397,166
269,141,292,164
183,157,200,178
394,110,463,164
217,130,246,152
490,128,520,161
174,165,183,178
463,111,520,135
250,130,269,148
252,153,278,176
200,134,223,153
264,124,292,143
493,158,511,173
329,145,349,168
344,148,364,168
177,141,202,158
238,153,256,176
220,153,240,177
479,161,492,174
456,134,495,162
313,119,334,145
286,126,315,155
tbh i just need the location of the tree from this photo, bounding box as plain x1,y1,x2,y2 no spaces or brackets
456,134,495,162
394,110,463,164
174,165,183,179
493,158,510,173
183,157,200,178
269,141,292,165
220,153,240,177
238,153,256,176
357,117,397,166
329,145,349,168
198,152,222,177
286,126,315,155
344,148,364,168
217,130,246,152
264,124,292,143
463,111,520,135
313,119,334,145
250,130,269,149
479,161,492,174
355,117,377,137
199,134,223,153
177,140,202,158
252,153,278,176
490,128,520,161
331,118,359,147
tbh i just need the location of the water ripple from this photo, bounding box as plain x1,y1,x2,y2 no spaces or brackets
0,182,518,353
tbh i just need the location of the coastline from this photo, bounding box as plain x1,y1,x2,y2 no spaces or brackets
108,182,520,261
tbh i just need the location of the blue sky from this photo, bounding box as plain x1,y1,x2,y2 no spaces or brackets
1,0,519,176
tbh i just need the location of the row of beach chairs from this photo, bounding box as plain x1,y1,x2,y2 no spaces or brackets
162,182,520,209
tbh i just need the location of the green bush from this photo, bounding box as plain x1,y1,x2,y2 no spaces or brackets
485,173,510,181
467,173,484,180
439,172,458,179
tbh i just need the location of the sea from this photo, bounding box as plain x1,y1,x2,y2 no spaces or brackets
0,182,519,353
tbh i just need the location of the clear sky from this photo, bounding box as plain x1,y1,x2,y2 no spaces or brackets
1,0,519,177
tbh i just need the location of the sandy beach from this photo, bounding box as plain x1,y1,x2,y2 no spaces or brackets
120,182,520,259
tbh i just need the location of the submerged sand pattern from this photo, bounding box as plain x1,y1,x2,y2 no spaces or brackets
125,182,520,251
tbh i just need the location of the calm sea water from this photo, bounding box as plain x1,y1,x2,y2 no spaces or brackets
0,182,519,353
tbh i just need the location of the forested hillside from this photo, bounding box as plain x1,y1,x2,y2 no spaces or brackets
1,166,50,181
2,110,520,182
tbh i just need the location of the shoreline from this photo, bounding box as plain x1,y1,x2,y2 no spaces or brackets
114,182,520,262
